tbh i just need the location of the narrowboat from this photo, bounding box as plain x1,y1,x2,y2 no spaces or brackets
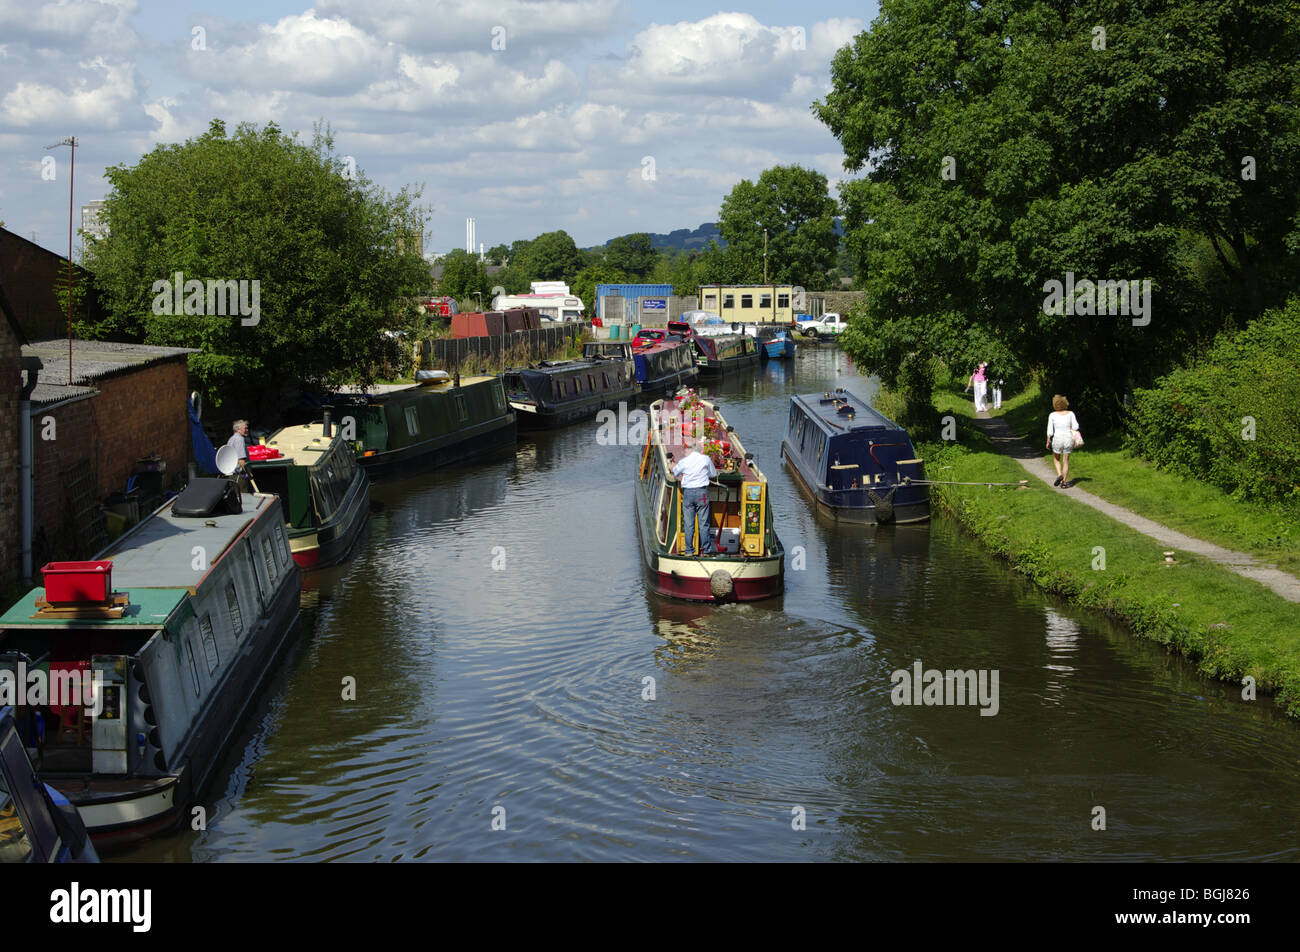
781,388,930,524
339,373,516,479
500,353,638,428
0,483,301,848
1,705,98,862
246,418,371,569
622,338,698,395
693,334,759,376
634,390,784,601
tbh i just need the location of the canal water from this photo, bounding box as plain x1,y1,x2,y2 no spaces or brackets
126,347,1300,862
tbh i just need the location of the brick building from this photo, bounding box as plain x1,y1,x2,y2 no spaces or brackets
0,225,104,340
0,283,23,584
21,339,195,570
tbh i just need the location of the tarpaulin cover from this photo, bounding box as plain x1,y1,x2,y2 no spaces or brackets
189,397,219,475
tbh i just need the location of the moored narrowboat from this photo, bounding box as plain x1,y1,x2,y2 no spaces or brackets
623,338,698,395
340,373,516,479
501,353,638,428
693,334,759,376
634,390,784,601
246,420,371,569
757,327,795,360
781,388,930,524
0,484,301,849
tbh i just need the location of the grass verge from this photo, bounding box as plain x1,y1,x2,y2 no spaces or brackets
916,409,1300,716
933,380,1300,575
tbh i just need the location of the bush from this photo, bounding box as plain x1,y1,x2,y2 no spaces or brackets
1125,297,1300,504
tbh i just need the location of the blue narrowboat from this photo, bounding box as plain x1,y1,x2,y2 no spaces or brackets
758,328,795,360
781,389,930,524
610,339,698,395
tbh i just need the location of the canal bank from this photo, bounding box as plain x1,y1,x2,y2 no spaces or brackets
909,389,1300,717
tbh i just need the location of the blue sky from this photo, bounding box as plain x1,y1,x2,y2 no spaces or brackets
0,0,881,257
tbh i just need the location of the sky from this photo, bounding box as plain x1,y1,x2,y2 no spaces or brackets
0,0,881,257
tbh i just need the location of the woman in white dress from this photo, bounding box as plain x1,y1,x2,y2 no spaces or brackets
1045,395,1080,488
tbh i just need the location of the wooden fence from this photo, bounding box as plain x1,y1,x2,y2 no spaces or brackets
425,323,585,370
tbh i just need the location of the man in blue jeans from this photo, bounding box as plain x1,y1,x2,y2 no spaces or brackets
672,439,718,556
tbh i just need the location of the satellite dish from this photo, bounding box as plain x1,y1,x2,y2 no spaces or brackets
215,444,239,476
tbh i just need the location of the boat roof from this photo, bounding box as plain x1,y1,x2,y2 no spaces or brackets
1,492,278,629
648,395,764,483
793,390,904,432
350,374,498,401
1,586,188,628
99,492,277,588
255,422,345,465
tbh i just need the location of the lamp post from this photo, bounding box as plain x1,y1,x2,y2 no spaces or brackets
763,227,768,284
45,135,77,382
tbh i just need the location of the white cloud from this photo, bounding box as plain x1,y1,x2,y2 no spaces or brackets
316,0,626,52
0,57,141,129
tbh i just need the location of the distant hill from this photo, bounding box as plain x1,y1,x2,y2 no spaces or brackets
599,223,722,252
598,220,844,253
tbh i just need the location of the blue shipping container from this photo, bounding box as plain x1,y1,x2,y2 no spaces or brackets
597,284,675,320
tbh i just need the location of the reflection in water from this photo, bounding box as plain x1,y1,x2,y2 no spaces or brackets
120,345,1300,863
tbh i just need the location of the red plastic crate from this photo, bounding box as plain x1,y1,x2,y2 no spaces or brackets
248,444,282,461
41,561,113,605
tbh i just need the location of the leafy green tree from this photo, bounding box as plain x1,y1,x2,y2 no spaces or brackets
486,243,510,266
84,119,428,411
570,264,628,318
514,230,585,283
603,233,659,280
816,0,1300,422
437,249,488,304
717,165,839,286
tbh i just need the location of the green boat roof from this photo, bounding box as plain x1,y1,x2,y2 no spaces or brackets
0,587,187,628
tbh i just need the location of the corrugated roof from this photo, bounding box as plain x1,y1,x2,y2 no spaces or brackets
21,338,197,388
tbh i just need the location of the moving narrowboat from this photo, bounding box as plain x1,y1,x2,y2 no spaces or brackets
339,373,516,479
693,334,759,376
622,338,698,395
0,483,301,848
500,353,638,428
781,388,930,524
246,419,371,569
634,390,784,601
1,705,97,862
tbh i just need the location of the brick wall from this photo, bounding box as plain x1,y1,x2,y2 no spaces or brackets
31,357,190,562
0,227,101,340
0,320,18,582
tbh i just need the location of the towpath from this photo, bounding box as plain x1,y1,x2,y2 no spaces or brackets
970,412,1300,603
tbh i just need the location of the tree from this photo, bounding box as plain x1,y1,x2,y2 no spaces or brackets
486,243,510,266
815,0,1300,422
717,165,839,287
571,264,628,318
84,119,428,411
437,249,487,304
603,233,659,280
514,230,585,284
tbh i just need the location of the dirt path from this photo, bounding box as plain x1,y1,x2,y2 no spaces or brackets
970,412,1300,603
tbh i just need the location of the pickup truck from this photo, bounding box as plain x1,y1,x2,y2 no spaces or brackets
794,313,847,338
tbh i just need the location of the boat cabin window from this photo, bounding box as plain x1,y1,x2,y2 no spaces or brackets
184,635,201,698
602,372,610,389
404,406,420,436
199,613,219,674
275,523,290,566
262,539,278,586
492,386,506,413
454,394,468,422
226,582,244,640
588,374,595,392
553,380,563,400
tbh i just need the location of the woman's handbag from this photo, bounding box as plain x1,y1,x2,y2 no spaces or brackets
1071,430,1084,449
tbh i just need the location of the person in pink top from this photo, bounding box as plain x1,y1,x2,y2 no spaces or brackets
965,362,988,413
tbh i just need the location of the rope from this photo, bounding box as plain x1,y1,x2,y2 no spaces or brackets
903,477,1030,488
